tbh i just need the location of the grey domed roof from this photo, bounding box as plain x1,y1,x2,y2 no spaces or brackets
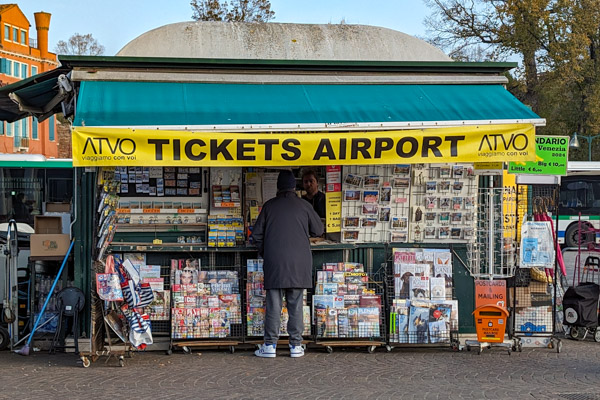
117,21,451,62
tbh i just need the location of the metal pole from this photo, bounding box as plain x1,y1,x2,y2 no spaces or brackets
488,176,494,280
588,136,592,161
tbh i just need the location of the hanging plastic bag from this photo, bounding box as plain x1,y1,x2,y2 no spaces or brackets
96,256,123,301
127,310,153,349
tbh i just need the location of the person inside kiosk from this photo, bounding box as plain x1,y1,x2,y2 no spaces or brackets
301,169,326,219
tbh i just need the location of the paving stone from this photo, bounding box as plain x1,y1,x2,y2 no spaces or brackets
0,338,599,399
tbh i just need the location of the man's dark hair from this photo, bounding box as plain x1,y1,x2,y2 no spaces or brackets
302,169,318,180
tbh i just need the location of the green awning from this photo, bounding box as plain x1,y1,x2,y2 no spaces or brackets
0,66,72,123
73,81,542,128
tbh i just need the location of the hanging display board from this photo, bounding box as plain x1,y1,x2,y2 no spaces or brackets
72,124,536,167
508,135,568,175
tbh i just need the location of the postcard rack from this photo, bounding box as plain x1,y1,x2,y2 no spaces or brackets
311,262,387,353
387,247,460,351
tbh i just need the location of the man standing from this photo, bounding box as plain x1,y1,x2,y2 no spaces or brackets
251,170,323,358
302,170,326,219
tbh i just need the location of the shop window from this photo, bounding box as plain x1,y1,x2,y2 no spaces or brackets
20,30,26,45
4,24,10,41
49,116,55,141
32,117,38,139
13,120,20,147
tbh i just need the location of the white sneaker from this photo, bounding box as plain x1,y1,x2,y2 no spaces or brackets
289,344,304,358
255,343,276,358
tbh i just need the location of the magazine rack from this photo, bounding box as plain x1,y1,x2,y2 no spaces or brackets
387,248,460,351
312,262,387,354
244,259,312,350
168,259,244,355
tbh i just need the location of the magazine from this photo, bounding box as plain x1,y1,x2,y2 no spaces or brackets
429,277,447,300
395,263,416,298
358,307,380,337
428,303,452,343
408,301,430,344
410,276,430,300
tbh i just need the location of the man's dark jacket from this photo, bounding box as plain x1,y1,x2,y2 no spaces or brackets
251,190,324,289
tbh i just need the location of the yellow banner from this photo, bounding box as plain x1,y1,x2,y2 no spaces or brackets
72,124,536,167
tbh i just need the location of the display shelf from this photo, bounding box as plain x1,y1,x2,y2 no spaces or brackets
116,208,207,214
107,242,356,252
115,223,206,229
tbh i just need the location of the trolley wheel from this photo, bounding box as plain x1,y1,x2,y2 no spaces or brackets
229,346,235,354
569,326,584,340
385,345,392,353
451,342,459,352
81,357,90,368
557,339,563,353
367,345,376,354
118,356,125,367
325,346,333,354
595,329,600,343
182,346,191,354
166,349,172,356
518,343,522,352
466,345,471,352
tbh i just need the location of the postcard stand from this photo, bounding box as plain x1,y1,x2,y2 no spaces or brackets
168,258,244,354
509,182,562,353
312,262,387,353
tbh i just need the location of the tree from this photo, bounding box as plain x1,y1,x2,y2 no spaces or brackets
190,0,275,22
55,33,105,56
423,0,600,160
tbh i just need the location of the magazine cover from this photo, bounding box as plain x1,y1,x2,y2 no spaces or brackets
173,258,200,285
358,307,380,337
312,295,335,323
325,309,339,337
395,263,416,298
146,290,170,320
410,276,431,300
344,294,360,308
344,262,364,273
396,300,410,343
434,264,453,289
323,283,338,295
338,309,349,338
430,277,447,300
333,296,345,309
428,303,452,343
303,306,311,336
348,307,359,337
360,295,382,307
408,301,430,344
315,308,327,336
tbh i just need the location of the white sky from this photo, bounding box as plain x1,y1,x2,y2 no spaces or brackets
12,0,430,56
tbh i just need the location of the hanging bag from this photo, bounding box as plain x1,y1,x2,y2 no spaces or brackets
96,256,123,302
127,310,153,349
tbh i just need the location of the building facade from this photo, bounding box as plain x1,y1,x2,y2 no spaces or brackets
0,4,59,157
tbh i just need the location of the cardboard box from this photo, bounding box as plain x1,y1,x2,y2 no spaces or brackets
46,202,71,213
30,234,70,257
34,216,62,234
511,287,531,307
529,281,549,294
44,213,71,234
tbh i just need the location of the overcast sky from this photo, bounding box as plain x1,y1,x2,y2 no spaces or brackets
13,0,429,56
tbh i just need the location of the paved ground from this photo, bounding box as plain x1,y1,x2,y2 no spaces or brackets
0,336,599,400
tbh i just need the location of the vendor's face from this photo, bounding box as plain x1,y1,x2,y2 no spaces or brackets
303,174,318,196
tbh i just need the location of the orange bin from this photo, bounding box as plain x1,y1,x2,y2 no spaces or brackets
472,304,509,343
